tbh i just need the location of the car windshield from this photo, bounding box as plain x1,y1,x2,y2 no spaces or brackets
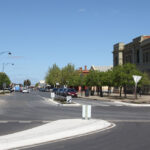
68,89,76,92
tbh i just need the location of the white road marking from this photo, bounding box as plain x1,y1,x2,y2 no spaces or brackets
0,120,51,123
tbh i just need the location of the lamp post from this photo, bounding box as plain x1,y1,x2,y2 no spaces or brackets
0,51,12,56
2,63,14,72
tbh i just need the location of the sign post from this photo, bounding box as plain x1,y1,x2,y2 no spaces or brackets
132,75,142,99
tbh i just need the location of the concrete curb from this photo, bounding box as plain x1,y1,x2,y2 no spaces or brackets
46,98,81,107
79,96,150,107
114,101,150,107
0,119,114,150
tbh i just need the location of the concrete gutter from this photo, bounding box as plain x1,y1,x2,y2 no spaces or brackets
0,119,114,150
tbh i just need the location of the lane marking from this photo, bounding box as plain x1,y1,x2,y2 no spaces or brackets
0,120,51,123
19,121,32,123
0,121,9,123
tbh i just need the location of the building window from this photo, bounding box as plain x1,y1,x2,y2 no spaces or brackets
143,53,145,64
125,56,128,63
137,50,139,64
146,52,149,64
125,55,132,63
114,56,118,66
149,52,150,63
143,51,149,64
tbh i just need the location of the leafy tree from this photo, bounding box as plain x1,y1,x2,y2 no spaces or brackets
35,82,39,87
103,69,113,95
61,64,81,87
45,64,61,87
138,72,150,87
112,63,142,97
24,79,31,87
0,72,11,89
86,70,105,97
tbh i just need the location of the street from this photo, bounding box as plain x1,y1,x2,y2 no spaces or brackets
0,91,150,150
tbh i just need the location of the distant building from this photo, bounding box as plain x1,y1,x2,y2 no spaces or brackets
90,65,112,72
38,80,46,88
90,65,113,93
113,35,150,76
113,35,150,93
78,66,89,75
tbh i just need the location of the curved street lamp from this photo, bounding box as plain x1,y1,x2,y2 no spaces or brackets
0,51,12,56
2,63,14,72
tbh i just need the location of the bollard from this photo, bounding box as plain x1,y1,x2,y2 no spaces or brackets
50,92,55,100
82,105,91,120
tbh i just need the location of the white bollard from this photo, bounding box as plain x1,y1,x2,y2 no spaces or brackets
82,105,91,120
50,92,55,100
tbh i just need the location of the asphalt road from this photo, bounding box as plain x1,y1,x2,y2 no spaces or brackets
0,91,150,150
23,122,150,150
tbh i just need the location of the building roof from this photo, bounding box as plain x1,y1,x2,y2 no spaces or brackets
141,38,150,46
91,65,113,72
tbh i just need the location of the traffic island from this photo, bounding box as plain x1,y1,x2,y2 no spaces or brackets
46,94,81,106
0,119,115,150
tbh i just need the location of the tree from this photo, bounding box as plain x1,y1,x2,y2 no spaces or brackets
45,64,61,87
103,69,113,95
35,82,39,87
24,79,31,87
138,72,150,87
86,70,105,97
0,72,11,89
112,63,143,97
61,63,81,87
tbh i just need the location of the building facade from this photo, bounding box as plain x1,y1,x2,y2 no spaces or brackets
113,35,150,76
113,35,150,94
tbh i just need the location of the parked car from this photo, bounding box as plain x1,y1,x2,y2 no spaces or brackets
56,88,64,95
4,88,14,93
39,88,46,92
64,88,77,97
52,88,58,94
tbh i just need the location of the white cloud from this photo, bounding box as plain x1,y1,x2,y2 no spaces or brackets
78,8,86,13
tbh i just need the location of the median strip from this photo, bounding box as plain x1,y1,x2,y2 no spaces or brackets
0,119,114,150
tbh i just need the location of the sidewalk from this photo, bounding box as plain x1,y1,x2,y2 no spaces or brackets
0,119,114,150
79,92,150,104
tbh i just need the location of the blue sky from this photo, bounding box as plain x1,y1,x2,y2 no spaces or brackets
0,0,150,84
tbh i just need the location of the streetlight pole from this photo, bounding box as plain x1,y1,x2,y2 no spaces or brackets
0,51,12,56
2,63,14,72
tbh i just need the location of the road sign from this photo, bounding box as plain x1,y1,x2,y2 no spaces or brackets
132,75,142,99
132,75,142,84
66,96,72,103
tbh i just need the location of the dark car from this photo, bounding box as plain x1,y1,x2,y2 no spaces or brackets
4,88,14,93
52,88,58,94
39,88,46,92
56,88,64,95
64,88,78,97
